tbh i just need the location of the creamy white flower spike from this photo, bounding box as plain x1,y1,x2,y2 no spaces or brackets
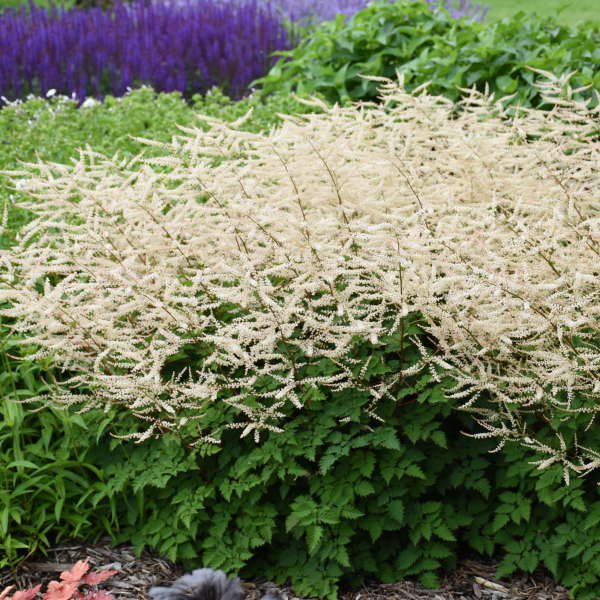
1,69,599,480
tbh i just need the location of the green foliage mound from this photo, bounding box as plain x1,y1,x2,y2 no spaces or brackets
4,314,600,597
254,0,600,109
81,315,600,600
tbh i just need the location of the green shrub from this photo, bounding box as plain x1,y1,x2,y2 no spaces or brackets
83,317,600,600
0,86,323,177
4,73,598,469
6,323,597,595
253,0,600,110
2,73,600,600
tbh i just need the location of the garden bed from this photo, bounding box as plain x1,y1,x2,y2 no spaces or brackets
0,540,570,600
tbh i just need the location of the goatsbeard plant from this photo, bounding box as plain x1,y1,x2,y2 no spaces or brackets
1,68,599,484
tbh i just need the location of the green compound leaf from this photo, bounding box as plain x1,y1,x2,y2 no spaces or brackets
306,524,324,554
388,500,405,524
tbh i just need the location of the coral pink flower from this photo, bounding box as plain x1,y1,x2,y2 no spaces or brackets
11,586,42,600
0,587,14,600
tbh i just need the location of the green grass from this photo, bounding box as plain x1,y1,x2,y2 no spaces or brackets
481,0,599,27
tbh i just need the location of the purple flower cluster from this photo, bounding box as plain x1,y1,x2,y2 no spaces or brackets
0,0,490,103
0,0,294,101
264,0,489,27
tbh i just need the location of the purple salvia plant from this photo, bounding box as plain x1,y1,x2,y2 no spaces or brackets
0,0,293,101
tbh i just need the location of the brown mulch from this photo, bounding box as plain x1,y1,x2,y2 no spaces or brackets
0,538,576,600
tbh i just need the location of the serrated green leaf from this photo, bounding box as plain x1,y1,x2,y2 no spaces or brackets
518,552,539,573
388,500,405,524
355,480,375,496
396,545,419,570
428,542,453,559
418,571,440,588
319,507,340,525
306,525,324,554
336,546,351,568
341,506,364,519
583,503,600,530
358,452,375,477
434,524,455,542
405,464,426,479
430,430,447,448
491,513,510,533
286,513,300,532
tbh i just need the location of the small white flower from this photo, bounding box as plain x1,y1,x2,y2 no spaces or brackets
81,97,98,108
46,88,56,98
15,179,27,190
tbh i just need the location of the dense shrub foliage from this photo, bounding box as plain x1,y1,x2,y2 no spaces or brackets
5,315,600,598
254,0,600,109
90,330,600,600
54,323,600,600
3,72,599,475
0,326,113,569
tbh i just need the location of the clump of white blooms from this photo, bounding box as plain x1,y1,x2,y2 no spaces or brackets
1,69,599,482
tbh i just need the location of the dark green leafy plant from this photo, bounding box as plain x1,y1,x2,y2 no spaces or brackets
4,292,600,597
253,0,600,110
82,313,600,600
0,323,119,569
